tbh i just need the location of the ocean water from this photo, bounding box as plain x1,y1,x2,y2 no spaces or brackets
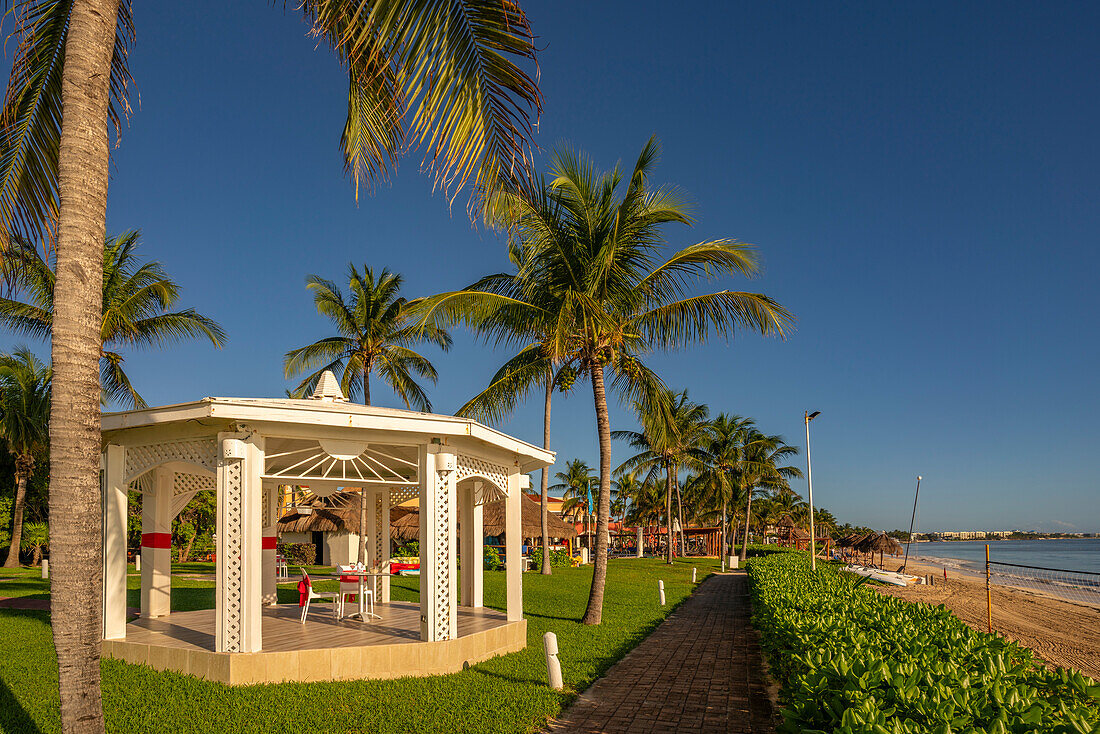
915,538,1100,574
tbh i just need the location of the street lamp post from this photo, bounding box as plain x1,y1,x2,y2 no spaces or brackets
805,411,821,571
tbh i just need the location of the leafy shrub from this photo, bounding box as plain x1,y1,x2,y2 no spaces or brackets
394,541,419,558
278,542,316,566
528,547,572,568
747,553,1100,733
484,545,502,571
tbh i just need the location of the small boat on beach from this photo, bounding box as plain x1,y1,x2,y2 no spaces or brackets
844,565,922,587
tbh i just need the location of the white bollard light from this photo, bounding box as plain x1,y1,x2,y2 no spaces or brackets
543,631,564,690
658,579,666,606
41,559,48,579
692,567,697,583
135,554,141,572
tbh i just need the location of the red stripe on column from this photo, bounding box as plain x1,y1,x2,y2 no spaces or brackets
262,536,277,550
141,532,171,549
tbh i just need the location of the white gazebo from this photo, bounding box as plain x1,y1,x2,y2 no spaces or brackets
99,373,553,684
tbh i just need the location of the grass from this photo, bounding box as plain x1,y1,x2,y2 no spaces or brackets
0,557,719,733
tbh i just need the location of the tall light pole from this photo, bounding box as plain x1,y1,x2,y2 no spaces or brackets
805,411,821,571
901,475,922,573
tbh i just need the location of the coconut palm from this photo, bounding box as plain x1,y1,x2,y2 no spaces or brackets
551,459,596,543
284,264,450,565
420,138,793,623
0,348,50,567
738,431,802,561
616,389,713,564
0,1,542,723
411,234,567,575
687,413,756,562
0,232,225,408
284,265,451,408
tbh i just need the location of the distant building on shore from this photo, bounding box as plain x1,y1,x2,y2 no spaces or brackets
930,530,1013,540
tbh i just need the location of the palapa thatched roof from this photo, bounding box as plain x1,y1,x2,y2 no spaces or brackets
855,531,903,555
276,489,413,534
390,494,577,542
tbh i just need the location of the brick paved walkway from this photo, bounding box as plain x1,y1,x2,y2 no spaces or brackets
548,571,775,733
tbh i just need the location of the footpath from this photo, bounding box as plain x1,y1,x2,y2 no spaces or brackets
548,570,776,733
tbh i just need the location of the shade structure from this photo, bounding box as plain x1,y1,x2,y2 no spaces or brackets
855,532,904,555
390,494,577,542
98,371,555,666
276,489,413,534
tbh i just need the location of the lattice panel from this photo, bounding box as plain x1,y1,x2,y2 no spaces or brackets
174,471,215,496
261,486,273,528
432,475,453,641
125,438,217,483
388,486,418,506
457,454,509,502
222,459,244,652
374,493,385,596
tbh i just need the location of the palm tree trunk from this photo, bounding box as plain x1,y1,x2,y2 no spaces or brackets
51,1,121,730
582,363,612,625
359,367,369,565
3,465,28,567
674,469,686,558
540,378,552,575
664,464,673,564
721,498,727,564
739,488,753,562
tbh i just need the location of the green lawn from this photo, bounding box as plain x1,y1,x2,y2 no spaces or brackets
0,558,718,733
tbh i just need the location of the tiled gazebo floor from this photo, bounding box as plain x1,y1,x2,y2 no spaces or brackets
103,601,526,685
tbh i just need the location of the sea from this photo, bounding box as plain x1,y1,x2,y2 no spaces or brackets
915,538,1100,575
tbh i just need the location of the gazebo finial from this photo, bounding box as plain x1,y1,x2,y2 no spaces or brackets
309,370,347,402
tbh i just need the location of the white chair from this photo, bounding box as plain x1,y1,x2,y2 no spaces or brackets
275,555,289,580
298,569,339,623
335,566,375,619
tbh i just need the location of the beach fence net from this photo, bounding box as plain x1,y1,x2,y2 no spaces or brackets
986,557,1100,609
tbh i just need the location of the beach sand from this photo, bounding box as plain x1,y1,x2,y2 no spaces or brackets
864,558,1100,679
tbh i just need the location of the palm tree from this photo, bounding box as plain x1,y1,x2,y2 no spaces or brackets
616,389,712,564
284,265,451,408
0,232,225,408
20,520,49,566
0,348,50,567
551,459,596,550
738,431,802,561
420,138,793,623
688,413,756,563
285,264,450,565
0,3,542,724
411,234,568,575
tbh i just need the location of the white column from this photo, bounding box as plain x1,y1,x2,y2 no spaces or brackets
141,466,173,618
102,445,128,639
459,481,484,608
262,484,277,605
636,526,644,558
216,432,264,653
378,488,391,603
418,445,457,641
505,472,524,622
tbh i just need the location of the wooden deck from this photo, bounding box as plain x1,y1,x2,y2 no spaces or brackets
124,601,505,652
103,602,527,685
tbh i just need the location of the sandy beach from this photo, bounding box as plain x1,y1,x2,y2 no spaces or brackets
866,557,1100,679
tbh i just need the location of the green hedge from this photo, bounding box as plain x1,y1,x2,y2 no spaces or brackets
528,547,572,568
277,542,315,566
746,553,1100,733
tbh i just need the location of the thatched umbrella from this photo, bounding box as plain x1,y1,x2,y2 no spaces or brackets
390,494,577,542
856,531,903,567
277,489,412,535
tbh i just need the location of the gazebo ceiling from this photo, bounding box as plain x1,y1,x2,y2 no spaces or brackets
263,436,418,487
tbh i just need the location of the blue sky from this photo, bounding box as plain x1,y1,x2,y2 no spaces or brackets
7,2,1099,532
